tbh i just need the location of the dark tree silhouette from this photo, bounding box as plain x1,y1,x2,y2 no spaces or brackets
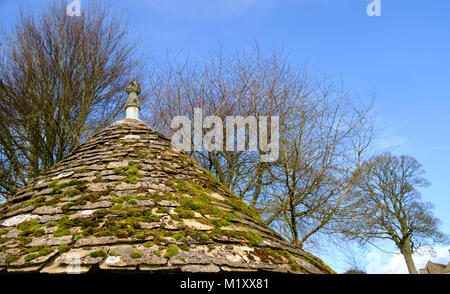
0,1,142,199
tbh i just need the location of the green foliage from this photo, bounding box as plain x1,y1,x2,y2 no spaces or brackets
63,189,81,197
21,201,33,208
24,246,53,262
51,180,80,194
156,207,169,214
17,219,44,237
184,229,210,242
6,255,20,264
112,204,124,210
143,241,155,248
58,244,70,254
17,219,40,231
32,196,46,205
48,180,59,188
45,221,58,228
125,175,138,184
130,251,142,259
164,244,179,258
19,237,32,246
89,250,107,258
112,196,128,204
173,231,186,241
174,207,195,219
298,254,337,274
179,244,190,251
73,234,84,242
141,214,161,223
134,231,151,239
75,168,89,173
53,227,71,237
210,219,232,228
212,229,263,246
113,166,144,183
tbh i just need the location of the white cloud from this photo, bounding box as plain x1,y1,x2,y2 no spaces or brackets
365,246,450,274
428,146,450,151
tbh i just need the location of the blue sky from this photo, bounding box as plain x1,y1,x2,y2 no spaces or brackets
1,0,449,273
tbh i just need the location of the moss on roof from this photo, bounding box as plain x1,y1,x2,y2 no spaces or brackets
0,119,333,274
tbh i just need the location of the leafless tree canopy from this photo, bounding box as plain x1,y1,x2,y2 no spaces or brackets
145,44,375,249
0,1,142,199
340,152,448,274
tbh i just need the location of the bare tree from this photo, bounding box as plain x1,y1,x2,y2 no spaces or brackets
261,80,373,248
145,44,375,249
0,1,142,200
145,44,300,204
340,153,448,274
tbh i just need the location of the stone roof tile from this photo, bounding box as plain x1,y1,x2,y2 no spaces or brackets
0,118,334,274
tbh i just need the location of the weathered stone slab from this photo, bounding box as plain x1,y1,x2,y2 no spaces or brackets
71,201,112,210
75,236,120,247
40,263,92,274
39,214,63,224
26,235,72,247
107,161,129,169
5,206,35,218
140,222,160,229
136,200,155,207
52,171,74,180
10,250,58,267
182,219,214,231
35,188,53,196
235,246,281,270
209,192,226,201
2,228,21,239
33,206,63,215
1,214,40,227
7,265,42,273
157,200,180,207
103,175,124,181
115,182,141,190
204,245,249,268
87,183,110,192
169,246,211,265
181,264,220,273
55,248,105,265
69,210,98,220
103,245,167,267
160,216,180,230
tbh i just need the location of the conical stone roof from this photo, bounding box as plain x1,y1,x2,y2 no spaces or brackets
0,118,334,274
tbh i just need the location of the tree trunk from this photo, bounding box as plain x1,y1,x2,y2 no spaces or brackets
400,243,417,274
288,194,299,245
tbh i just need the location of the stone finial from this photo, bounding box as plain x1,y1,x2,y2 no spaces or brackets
125,81,141,120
